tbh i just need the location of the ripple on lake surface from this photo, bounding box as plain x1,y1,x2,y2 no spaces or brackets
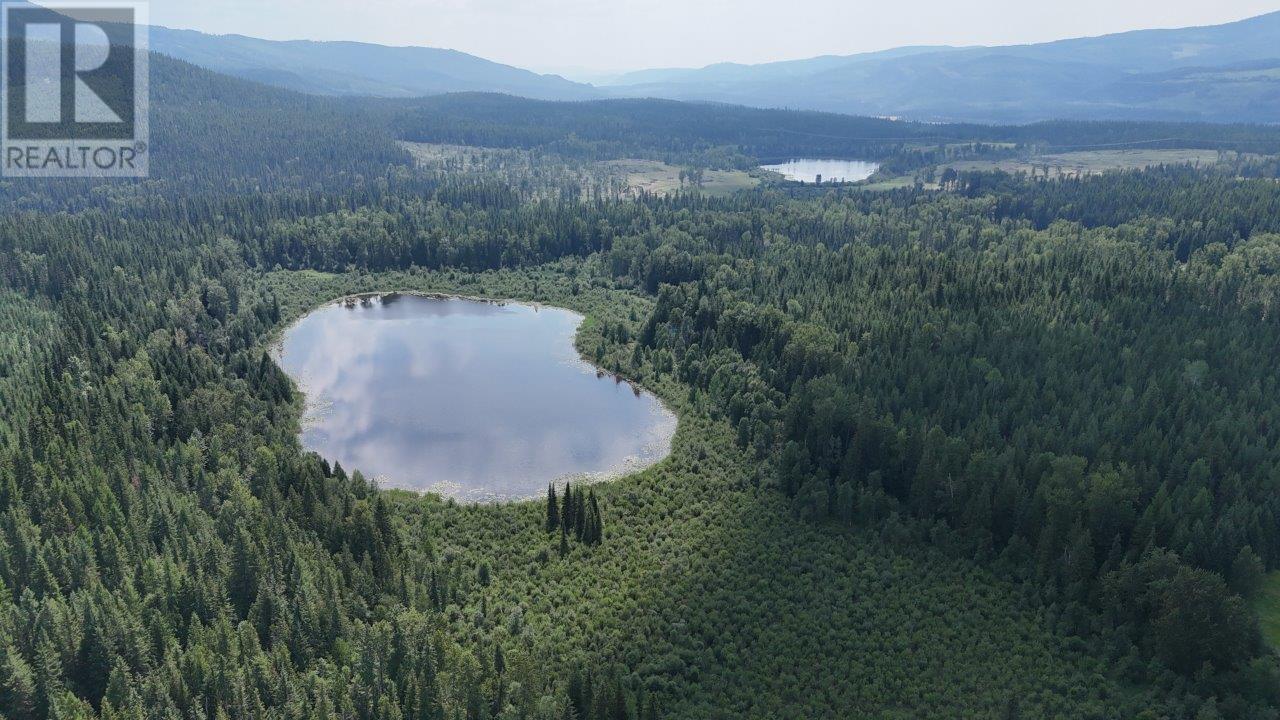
276,294,675,501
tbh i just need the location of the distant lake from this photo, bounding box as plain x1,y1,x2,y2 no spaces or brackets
760,158,880,184
276,295,675,501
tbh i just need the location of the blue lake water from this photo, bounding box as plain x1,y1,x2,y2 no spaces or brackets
760,158,880,184
276,294,675,501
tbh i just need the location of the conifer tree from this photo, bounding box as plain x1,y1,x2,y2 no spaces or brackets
74,606,113,706
574,489,587,541
587,491,603,545
561,482,577,534
229,527,258,618
546,483,560,532
32,633,62,720
0,645,37,720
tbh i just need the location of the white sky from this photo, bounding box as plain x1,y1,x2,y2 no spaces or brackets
145,0,1280,75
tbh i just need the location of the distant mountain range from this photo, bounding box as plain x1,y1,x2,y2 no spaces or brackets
598,11,1280,123
148,26,600,101
143,12,1280,123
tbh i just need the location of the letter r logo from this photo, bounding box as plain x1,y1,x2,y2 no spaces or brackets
1,1,149,177
3,3,139,139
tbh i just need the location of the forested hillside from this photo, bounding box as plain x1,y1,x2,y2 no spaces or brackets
1,53,1280,719
149,26,599,101
383,94,1280,168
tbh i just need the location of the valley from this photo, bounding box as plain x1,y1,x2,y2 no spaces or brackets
2,8,1280,720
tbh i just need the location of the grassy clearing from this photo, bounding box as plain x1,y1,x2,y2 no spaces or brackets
854,175,918,192
402,142,758,198
597,159,759,196
1256,572,1280,649
945,149,1223,179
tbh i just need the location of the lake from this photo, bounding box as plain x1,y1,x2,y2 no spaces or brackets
276,294,676,501
760,158,880,184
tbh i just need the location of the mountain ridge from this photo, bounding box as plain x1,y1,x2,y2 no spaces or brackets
149,25,602,100
606,11,1280,88
126,10,1280,123
598,11,1280,123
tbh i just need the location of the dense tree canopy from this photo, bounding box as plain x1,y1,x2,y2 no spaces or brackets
1,50,1279,720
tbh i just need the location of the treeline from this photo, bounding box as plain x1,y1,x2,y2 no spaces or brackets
385,93,969,169
1008,119,1280,155
383,93,1280,169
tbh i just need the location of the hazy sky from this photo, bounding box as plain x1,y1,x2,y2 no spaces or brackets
146,0,1280,76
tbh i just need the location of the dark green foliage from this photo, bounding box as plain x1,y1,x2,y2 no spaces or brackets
1230,547,1266,599
1106,551,1257,675
550,484,603,546
546,483,560,532
619,174,1280,708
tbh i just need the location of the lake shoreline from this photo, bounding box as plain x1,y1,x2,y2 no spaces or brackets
275,290,679,503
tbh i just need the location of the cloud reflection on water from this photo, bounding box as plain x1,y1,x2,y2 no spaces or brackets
277,296,675,501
